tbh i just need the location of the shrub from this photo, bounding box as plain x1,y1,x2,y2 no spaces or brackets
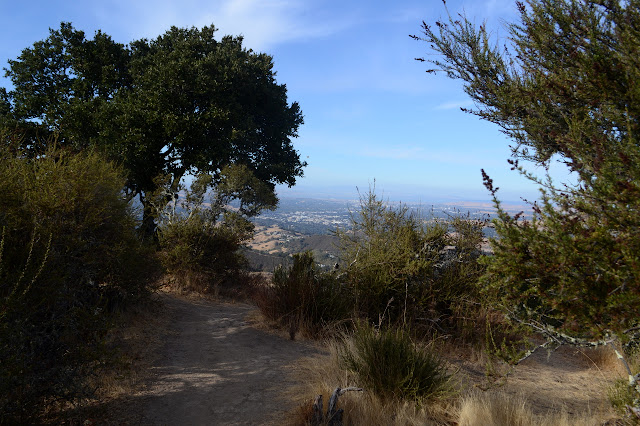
159,212,252,292
417,0,640,370
340,323,453,402
607,345,640,417
0,141,157,422
254,251,353,338
335,188,486,330
156,173,258,293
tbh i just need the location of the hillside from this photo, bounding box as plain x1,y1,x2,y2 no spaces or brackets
245,224,340,271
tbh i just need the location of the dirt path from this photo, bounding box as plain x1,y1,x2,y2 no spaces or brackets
502,344,613,415
455,341,618,420
98,293,620,425
134,294,319,425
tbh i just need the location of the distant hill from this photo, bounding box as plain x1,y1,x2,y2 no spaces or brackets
244,196,528,271
245,224,339,272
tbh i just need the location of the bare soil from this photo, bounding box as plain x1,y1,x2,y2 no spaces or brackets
115,293,321,425
454,342,620,421
501,344,614,415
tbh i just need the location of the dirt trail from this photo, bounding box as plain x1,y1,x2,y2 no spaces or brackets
135,294,319,425
457,342,617,418
503,344,612,414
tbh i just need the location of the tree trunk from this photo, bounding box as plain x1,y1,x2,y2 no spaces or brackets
140,196,159,244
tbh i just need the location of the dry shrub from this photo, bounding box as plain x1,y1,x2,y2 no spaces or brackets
0,144,158,422
458,391,603,426
576,345,625,373
158,213,251,294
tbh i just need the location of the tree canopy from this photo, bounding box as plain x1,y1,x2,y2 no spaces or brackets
414,0,640,342
3,22,305,233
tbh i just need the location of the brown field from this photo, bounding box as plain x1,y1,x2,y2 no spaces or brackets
247,225,305,254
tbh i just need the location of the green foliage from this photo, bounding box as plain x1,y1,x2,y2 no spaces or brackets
156,166,274,292
606,345,640,417
335,189,445,323
4,22,305,235
335,189,486,328
255,251,353,337
416,0,640,342
0,140,157,421
159,213,250,289
340,323,453,402
608,378,638,416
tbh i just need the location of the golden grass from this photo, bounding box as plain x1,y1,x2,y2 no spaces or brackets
285,338,457,425
285,336,621,425
457,391,602,426
575,345,627,374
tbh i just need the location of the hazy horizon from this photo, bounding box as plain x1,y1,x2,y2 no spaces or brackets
275,181,536,206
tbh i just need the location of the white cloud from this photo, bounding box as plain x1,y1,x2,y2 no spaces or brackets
434,99,474,110
99,0,355,52
215,0,354,51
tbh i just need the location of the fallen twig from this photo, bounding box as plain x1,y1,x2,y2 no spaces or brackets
312,386,364,426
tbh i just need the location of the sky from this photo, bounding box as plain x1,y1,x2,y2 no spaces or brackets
0,0,560,204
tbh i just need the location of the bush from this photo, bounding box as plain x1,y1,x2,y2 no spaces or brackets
254,251,353,338
335,188,486,330
607,345,640,417
159,212,252,292
156,173,257,293
417,0,640,344
417,1,640,408
0,140,157,422
340,323,453,402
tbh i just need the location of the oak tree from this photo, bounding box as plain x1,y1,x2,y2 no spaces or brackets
4,23,305,234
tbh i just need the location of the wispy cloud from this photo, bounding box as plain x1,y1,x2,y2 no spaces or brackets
434,100,474,110
98,0,355,52
203,0,356,51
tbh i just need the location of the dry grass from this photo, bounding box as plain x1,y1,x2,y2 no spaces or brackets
457,391,602,426
284,335,622,425
285,339,457,426
94,296,171,400
158,269,265,302
40,293,172,423
575,345,627,374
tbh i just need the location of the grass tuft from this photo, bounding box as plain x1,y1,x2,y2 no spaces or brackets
458,391,602,426
286,339,455,426
340,323,454,403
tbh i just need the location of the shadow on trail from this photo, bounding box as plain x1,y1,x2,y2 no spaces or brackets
134,296,320,425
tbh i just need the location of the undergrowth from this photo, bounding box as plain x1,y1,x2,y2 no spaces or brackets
253,251,352,338
340,323,454,403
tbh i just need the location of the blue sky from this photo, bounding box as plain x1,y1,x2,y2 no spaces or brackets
1,0,555,203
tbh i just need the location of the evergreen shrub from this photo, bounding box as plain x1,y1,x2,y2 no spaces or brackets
0,138,157,422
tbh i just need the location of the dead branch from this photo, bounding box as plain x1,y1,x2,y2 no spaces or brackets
312,386,363,426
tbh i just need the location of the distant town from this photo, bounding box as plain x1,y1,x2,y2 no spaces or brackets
244,196,531,272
